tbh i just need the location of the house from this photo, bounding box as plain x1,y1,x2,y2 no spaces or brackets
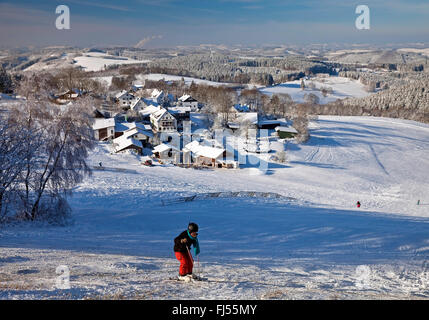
139,105,162,122
121,126,153,147
130,97,147,112
150,108,177,133
178,94,199,111
53,89,82,104
114,122,153,145
168,106,191,130
112,124,152,154
151,89,164,103
226,112,258,131
275,126,298,139
114,122,135,138
115,90,135,108
183,141,236,168
112,134,143,155
92,118,115,141
152,143,180,162
131,83,145,92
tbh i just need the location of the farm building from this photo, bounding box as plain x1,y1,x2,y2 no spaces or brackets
275,126,298,139
92,118,116,141
183,141,237,168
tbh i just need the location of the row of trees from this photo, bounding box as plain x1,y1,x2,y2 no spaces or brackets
0,67,13,93
0,74,95,223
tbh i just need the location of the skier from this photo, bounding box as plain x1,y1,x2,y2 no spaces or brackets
357,201,361,208
174,222,200,281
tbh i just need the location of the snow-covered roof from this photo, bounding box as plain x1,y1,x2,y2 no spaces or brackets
151,89,164,99
130,97,146,110
115,122,134,132
139,105,161,116
169,106,191,114
132,84,144,90
179,94,197,102
259,119,282,125
92,118,115,130
115,90,133,99
153,143,179,153
135,122,152,131
151,108,170,120
236,112,258,125
112,134,142,152
275,126,298,134
123,126,154,138
183,141,225,159
227,122,240,129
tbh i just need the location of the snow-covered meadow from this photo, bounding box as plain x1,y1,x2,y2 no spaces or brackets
1,116,429,299
73,52,149,72
260,76,370,104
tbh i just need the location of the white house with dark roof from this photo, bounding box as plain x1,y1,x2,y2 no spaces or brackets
150,108,177,133
178,94,199,111
115,90,135,108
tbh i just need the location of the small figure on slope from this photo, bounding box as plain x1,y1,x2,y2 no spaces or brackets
174,222,201,282
357,201,361,208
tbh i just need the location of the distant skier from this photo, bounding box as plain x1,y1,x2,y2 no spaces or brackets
99,162,102,167
174,222,200,281
357,201,361,208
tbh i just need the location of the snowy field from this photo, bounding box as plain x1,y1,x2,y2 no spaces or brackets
1,116,429,299
73,52,149,72
260,76,370,104
135,73,236,87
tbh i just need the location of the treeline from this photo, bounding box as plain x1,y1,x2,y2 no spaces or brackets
0,67,14,93
341,79,429,123
143,54,334,86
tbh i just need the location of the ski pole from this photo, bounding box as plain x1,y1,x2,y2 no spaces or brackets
197,255,201,278
186,245,194,263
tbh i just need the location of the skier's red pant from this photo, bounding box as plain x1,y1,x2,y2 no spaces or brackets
175,251,193,276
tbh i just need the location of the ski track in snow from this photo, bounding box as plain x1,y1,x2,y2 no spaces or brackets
1,116,429,300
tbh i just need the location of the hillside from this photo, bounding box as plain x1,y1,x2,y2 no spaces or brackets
1,116,429,299
343,80,429,122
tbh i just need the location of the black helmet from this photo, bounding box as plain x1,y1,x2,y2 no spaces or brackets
188,222,199,233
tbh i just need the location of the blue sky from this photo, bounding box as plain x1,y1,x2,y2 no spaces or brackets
0,0,428,48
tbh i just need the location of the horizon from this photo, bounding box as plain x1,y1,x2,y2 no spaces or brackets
1,0,429,49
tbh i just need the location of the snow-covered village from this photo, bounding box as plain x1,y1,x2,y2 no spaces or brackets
1,1,429,305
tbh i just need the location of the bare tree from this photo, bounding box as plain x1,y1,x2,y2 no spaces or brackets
304,93,320,105
0,117,30,220
7,94,95,221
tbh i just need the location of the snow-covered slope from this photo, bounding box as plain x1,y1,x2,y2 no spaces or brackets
260,76,370,104
135,73,234,87
73,52,149,72
1,116,429,299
